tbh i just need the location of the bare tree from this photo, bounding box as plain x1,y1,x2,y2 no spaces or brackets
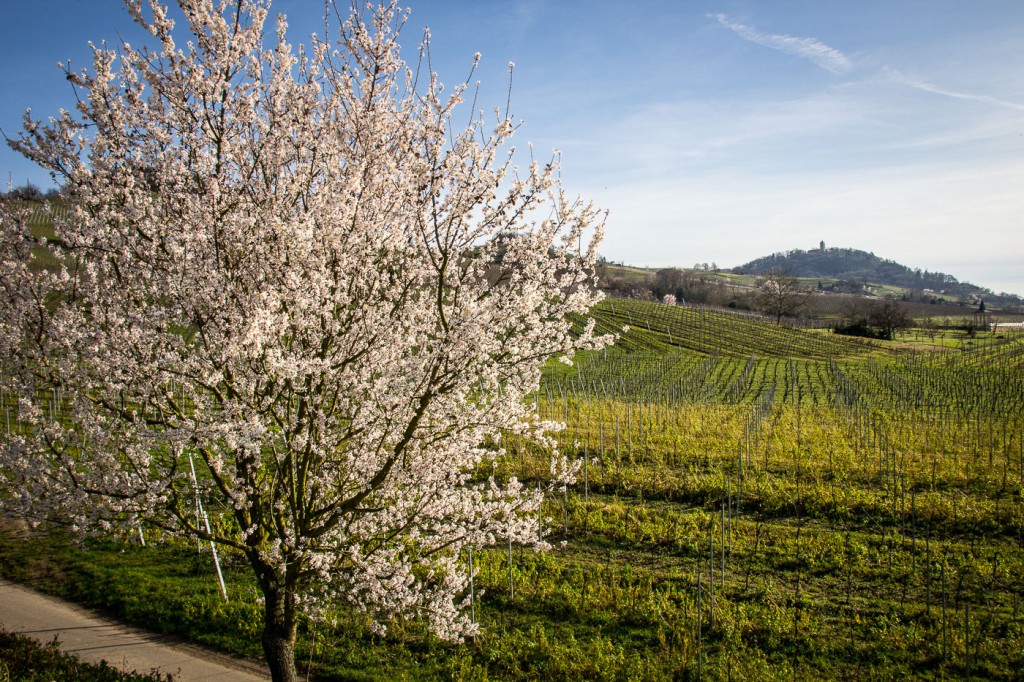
834,298,913,340
869,299,913,340
754,270,810,324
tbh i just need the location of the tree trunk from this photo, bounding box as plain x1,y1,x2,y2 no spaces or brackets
261,584,299,682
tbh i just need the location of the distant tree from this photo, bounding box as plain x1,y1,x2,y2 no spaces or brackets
662,293,677,306
5,182,43,201
754,270,810,324
833,299,873,338
653,267,713,304
653,268,684,299
834,298,913,340
868,300,913,340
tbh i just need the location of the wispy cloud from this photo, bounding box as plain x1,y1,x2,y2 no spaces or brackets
710,14,853,74
885,68,1024,112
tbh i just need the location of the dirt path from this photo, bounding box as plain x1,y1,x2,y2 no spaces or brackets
0,578,269,681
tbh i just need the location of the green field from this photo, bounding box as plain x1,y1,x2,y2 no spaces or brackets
3,297,1023,680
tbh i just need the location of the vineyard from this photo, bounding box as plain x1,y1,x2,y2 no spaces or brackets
3,297,1024,679
504,300,1024,679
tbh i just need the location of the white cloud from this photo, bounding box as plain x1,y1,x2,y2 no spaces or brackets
711,14,853,75
884,68,1024,112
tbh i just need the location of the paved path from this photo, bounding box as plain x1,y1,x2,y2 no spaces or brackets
0,578,270,681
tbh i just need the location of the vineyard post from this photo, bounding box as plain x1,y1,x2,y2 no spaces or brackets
736,439,743,499
925,523,931,616
583,442,589,503
721,504,726,590
508,524,515,600
537,482,544,543
727,478,732,549
911,491,916,565
189,452,228,601
519,431,526,480
1002,429,1008,488
797,386,803,446
697,569,703,680
709,531,715,628
965,602,971,676
189,453,203,554
627,402,632,462
941,564,947,663
989,410,994,469
468,548,476,624
900,474,906,544
563,483,568,534
615,413,620,464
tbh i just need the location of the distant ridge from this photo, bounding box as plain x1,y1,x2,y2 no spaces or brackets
733,246,1021,306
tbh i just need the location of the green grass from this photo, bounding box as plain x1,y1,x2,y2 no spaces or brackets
0,628,172,681
2,297,1023,680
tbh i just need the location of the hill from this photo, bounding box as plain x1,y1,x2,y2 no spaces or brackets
734,246,1022,307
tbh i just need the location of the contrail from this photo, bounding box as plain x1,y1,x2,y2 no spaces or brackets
886,68,1024,112
711,13,853,74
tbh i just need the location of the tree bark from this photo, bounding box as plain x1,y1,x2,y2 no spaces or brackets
261,583,299,682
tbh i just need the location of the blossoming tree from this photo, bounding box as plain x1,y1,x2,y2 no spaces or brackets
0,1,605,680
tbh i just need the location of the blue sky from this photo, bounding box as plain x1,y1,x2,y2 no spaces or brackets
2,1,1023,295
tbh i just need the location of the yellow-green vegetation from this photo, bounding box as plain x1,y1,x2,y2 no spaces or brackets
2,297,1023,680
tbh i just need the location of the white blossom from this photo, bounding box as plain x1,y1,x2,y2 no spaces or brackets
0,2,606,680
